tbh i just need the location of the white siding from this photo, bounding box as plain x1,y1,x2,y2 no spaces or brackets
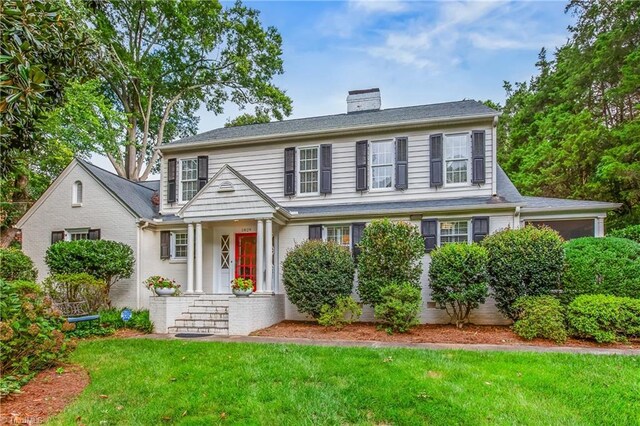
161,121,495,214
20,163,139,308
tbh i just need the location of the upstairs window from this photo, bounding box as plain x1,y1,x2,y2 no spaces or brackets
439,220,470,245
444,134,469,185
180,159,198,202
73,181,83,205
326,225,351,248
66,228,89,241
299,147,319,194
371,140,394,189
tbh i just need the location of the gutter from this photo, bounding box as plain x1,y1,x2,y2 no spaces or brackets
159,113,498,153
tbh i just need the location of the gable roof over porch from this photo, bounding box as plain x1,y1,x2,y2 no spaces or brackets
177,164,291,222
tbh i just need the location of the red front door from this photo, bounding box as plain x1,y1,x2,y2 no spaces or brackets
235,233,257,291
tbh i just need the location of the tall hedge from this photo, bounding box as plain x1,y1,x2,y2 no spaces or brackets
428,243,489,328
357,219,424,306
45,240,134,305
0,248,37,281
608,224,640,244
482,225,564,320
283,240,355,319
562,237,640,303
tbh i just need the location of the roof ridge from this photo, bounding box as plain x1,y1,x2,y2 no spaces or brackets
78,158,156,192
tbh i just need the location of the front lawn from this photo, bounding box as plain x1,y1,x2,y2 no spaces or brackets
51,339,639,425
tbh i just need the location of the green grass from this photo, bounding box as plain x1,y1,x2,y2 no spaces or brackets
50,339,639,425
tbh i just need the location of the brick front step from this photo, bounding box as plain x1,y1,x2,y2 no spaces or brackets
179,312,228,320
186,306,228,314
174,318,228,328
168,326,229,335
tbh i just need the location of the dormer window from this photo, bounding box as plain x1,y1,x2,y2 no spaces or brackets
73,181,83,206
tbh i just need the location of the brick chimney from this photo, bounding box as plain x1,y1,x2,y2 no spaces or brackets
347,88,381,113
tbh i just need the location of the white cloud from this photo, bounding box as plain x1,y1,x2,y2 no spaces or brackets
469,33,568,50
349,0,410,14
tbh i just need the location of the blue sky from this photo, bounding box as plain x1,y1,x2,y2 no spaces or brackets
92,0,574,172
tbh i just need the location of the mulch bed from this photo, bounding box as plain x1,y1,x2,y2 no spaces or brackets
252,321,640,349
0,364,89,425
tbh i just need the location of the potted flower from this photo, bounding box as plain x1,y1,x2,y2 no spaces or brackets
231,277,254,297
144,275,181,297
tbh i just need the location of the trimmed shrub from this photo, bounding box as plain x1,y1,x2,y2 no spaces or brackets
43,273,108,313
374,283,422,334
428,243,489,328
0,248,37,281
0,279,75,396
512,296,567,344
566,294,640,343
45,240,134,305
562,237,640,303
357,219,424,306
482,225,564,320
608,224,640,243
318,296,362,330
283,240,355,319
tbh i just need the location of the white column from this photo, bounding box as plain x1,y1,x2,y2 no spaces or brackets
265,219,273,293
256,219,264,292
596,217,605,237
186,223,194,294
195,222,203,293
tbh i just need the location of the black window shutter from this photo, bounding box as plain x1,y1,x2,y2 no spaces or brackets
471,131,486,184
429,134,443,188
355,140,368,191
320,144,332,194
51,231,64,245
284,147,296,196
351,222,366,261
395,137,408,190
88,229,101,240
308,225,323,240
167,158,177,203
160,231,170,259
472,217,490,242
197,156,209,190
421,219,437,252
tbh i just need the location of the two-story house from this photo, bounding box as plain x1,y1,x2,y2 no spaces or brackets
18,89,620,335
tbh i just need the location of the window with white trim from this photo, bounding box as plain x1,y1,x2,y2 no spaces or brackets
180,159,198,202
299,146,319,194
325,225,351,248
72,181,83,205
66,229,89,241
439,220,470,245
371,140,394,189
444,134,469,185
171,232,188,259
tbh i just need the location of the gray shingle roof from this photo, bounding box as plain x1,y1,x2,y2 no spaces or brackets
521,196,620,211
78,159,158,219
167,100,498,147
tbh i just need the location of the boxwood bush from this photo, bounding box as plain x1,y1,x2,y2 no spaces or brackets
566,294,640,343
0,279,75,396
45,240,134,305
562,237,640,303
357,219,424,306
283,240,355,319
374,282,422,334
608,224,640,243
512,296,567,344
428,243,489,328
482,225,564,320
0,248,37,281
318,296,362,330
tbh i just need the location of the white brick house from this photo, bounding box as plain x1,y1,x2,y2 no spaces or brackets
18,89,620,335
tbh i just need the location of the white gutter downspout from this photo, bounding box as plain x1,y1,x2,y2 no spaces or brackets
136,221,150,309
492,115,499,196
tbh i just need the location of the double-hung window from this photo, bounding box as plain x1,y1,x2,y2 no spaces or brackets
444,134,469,185
180,159,198,202
326,225,351,248
439,220,470,245
371,140,394,189
171,232,188,259
299,146,319,194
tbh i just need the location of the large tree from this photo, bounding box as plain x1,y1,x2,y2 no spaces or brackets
77,0,292,180
500,0,640,227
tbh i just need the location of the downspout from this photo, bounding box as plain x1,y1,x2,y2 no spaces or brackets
492,115,499,196
137,221,150,309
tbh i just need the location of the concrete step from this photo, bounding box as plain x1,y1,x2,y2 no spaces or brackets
179,312,228,320
168,326,229,335
186,305,228,314
174,318,228,328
